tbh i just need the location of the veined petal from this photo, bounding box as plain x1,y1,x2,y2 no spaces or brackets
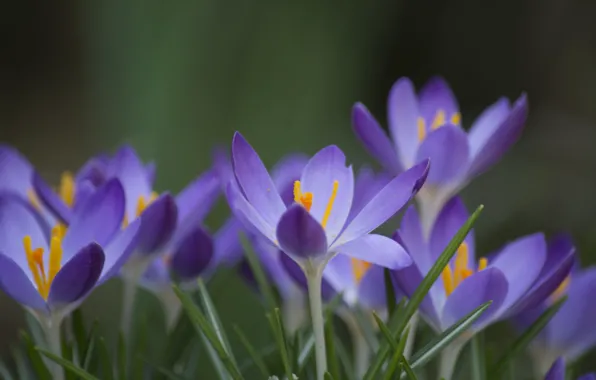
232,132,285,226
335,160,429,246
225,182,277,244
418,77,460,125
300,145,354,242
170,227,213,281
33,172,73,224
441,267,508,331
335,234,412,270
0,145,33,196
415,125,470,184
0,251,47,311
352,103,401,175
136,193,178,254
387,78,420,167
48,243,104,307
429,197,475,266
98,219,141,284
276,205,327,258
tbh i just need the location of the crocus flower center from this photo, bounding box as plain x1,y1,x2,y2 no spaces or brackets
550,275,570,303
293,180,339,229
441,242,488,297
22,225,65,300
351,258,371,284
27,171,75,211
417,109,462,142
122,192,158,227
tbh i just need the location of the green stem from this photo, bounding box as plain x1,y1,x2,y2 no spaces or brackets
306,265,327,380
403,312,419,359
43,315,64,380
438,339,465,380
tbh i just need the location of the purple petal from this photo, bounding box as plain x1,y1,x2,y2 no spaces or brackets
490,233,547,315
358,265,390,310
418,77,460,125
145,161,156,185
467,94,528,177
136,193,178,254
324,253,356,292
467,98,511,158
0,145,33,196
415,125,470,184
506,234,574,316
335,234,412,270
48,243,104,307
75,158,108,187
250,238,299,299
213,147,234,190
62,179,125,260
299,145,354,242
0,251,47,311
170,227,213,281
336,160,429,245
232,132,285,226
270,154,309,195
398,206,430,272
280,253,337,301
387,78,420,167
348,167,392,224
441,267,508,331
98,219,141,284
32,172,72,224
141,259,170,289
544,358,565,380
429,197,475,266
225,182,277,243
72,180,96,213
211,217,244,267
276,205,327,258
352,103,401,175
578,374,596,380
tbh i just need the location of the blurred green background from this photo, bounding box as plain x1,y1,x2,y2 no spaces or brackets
1,0,596,378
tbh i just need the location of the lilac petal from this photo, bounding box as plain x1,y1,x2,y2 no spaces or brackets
336,160,429,245
579,374,596,380
387,77,420,167
98,219,141,284
352,103,401,175
398,206,430,272
467,94,528,177
0,195,50,274
506,234,574,316
299,145,354,242
250,239,298,299
546,267,596,359
418,77,460,125
225,182,277,243
48,243,104,307
276,205,327,258
0,145,33,196
170,227,213,281
213,147,234,189
136,193,178,254
75,158,108,187
32,172,72,224
232,132,285,226
211,218,244,267
145,161,156,185
141,259,170,289
62,179,125,260
467,98,510,158
72,180,96,213
324,253,356,293
544,358,565,380
441,267,508,330
347,167,392,225
335,234,412,270
0,251,47,311
391,262,440,329
429,197,475,266
358,265,389,310
270,154,309,193
280,253,337,301
415,125,470,184
490,233,547,315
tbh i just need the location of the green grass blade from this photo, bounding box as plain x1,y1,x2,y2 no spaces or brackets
401,356,418,380
383,326,410,380
325,314,340,380
266,309,293,380
199,331,233,380
118,332,126,380
297,334,315,371
409,301,492,371
489,296,567,378
24,311,45,346
373,312,397,350
37,349,99,380
324,371,335,380
365,204,484,380
71,309,87,356
384,268,397,317
21,331,51,380
81,321,98,371
470,332,486,380
240,233,278,312
233,325,270,377
97,337,114,380
333,333,356,380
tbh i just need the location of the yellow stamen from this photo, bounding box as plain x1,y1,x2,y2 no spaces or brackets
551,275,571,302
451,112,461,126
122,214,129,228
24,236,44,298
417,117,426,142
453,242,469,287
293,181,313,212
321,180,339,229
431,110,446,130
442,265,454,296
123,193,159,228
48,235,63,285
23,224,65,300
27,189,42,211
351,258,372,284
477,257,488,271
59,171,75,207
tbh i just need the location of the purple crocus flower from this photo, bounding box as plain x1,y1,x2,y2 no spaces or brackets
544,357,595,380
516,264,596,373
226,132,428,273
352,77,528,226
0,178,140,319
391,197,574,335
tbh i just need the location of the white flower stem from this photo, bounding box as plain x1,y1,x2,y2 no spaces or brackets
306,266,327,380
120,257,152,336
160,287,183,330
43,315,65,380
438,338,466,380
403,312,419,359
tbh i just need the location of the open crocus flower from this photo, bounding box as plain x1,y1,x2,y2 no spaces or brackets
0,178,140,320
391,197,575,336
352,77,528,227
516,263,596,374
544,357,595,380
227,132,428,275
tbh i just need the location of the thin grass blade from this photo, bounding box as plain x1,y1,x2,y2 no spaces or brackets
233,325,270,378
240,233,278,312
37,349,99,380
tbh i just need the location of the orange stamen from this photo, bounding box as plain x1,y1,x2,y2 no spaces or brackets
351,258,372,284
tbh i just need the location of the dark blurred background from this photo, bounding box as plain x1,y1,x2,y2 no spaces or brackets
1,0,596,377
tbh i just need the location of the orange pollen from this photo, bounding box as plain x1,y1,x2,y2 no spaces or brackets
351,258,372,284
417,117,426,142
123,192,158,228
293,180,339,229
441,242,488,297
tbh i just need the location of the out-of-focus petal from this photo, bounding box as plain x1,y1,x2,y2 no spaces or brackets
387,78,420,167
418,77,459,125
429,197,475,266
211,218,244,267
33,172,72,224
170,227,213,281
98,219,141,283
357,265,389,310
276,205,327,258
75,157,108,187
415,125,469,184
0,251,47,311
136,193,178,254
271,154,309,205
226,182,277,243
398,206,430,272
544,357,565,380
0,145,33,196
335,234,412,270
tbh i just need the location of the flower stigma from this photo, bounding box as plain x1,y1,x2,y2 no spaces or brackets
550,275,570,303
441,242,488,296
23,225,64,300
293,180,339,229
122,192,159,227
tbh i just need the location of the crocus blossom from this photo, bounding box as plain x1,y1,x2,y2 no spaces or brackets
544,357,595,380
391,197,574,334
0,179,140,319
352,77,528,226
226,132,428,274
